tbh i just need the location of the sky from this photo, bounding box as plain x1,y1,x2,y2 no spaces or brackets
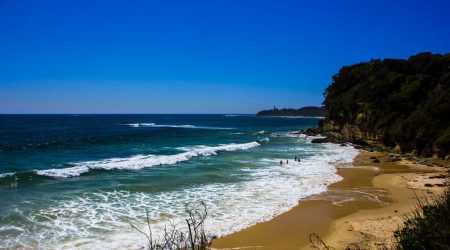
1,0,449,114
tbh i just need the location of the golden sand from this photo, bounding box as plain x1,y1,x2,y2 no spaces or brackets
212,151,448,250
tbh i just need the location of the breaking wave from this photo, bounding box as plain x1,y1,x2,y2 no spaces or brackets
123,123,234,130
34,142,260,178
1,143,359,249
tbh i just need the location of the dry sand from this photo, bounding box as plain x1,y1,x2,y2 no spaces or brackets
212,151,448,250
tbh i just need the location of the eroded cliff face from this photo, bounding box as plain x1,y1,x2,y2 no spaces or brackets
319,120,385,149
319,119,450,161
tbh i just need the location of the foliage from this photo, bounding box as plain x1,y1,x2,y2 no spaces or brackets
394,183,450,249
131,201,212,250
323,52,450,157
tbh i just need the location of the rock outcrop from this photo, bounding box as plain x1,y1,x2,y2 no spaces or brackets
320,52,450,159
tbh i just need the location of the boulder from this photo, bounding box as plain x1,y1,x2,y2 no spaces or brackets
311,138,330,143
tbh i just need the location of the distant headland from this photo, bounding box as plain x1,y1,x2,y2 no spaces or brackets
256,106,325,117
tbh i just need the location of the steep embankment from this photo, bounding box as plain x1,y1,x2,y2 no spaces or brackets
320,52,450,159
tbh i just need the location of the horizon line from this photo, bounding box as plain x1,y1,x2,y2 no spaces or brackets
0,113,257,115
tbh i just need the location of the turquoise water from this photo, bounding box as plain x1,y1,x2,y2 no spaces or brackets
0,115,357,248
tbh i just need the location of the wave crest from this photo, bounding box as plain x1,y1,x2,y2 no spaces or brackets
35,166,90,178
34,142,260,177
123,123,233,130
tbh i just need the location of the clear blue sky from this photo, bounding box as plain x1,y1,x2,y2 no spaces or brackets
1,0,449,114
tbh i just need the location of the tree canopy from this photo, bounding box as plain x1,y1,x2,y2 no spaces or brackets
323,52,450,157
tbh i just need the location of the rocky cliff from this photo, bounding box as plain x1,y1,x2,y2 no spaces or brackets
320,52,450,159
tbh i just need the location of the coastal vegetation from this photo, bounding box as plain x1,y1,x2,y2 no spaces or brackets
321,52,450,159
256,106,325,117
131,201,212,250
394,182,450,249
316,52,450,249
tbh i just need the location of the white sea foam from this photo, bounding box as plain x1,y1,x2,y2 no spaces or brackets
123,123,233,130
257,137,270,143
275,132,326,141
253,130,266,135
2,142,359,249
0,172,15,178
35,166,90,178
82,142,259,171
124,122,154,127
34,142,260,177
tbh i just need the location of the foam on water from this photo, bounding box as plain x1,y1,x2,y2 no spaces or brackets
0,172,15,178
34,142,260,177
35,166,90,178
124,123,234,130
83,141,259,171
253,130,266,135
257,137,270,143
1,142,359,249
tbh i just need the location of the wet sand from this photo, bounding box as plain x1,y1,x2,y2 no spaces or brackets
212,151,448,249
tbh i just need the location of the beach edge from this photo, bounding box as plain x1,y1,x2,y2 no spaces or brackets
211,150,448,249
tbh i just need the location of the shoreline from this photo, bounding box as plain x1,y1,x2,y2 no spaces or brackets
212,150,448,249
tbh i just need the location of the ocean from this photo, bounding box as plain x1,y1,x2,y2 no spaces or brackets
0,114,358,249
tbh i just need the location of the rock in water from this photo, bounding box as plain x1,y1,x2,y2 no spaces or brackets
311,138,330,143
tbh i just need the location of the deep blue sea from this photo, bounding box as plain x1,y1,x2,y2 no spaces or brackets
0,114,357,249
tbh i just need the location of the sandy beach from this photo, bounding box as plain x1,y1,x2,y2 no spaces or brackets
212,150,448,249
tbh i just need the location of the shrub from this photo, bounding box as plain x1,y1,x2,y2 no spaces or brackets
394,183,450,249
